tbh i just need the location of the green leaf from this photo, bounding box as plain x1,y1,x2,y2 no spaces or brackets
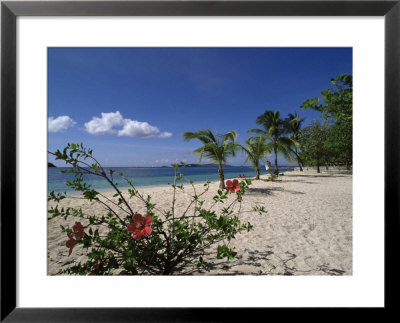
217,244,237,260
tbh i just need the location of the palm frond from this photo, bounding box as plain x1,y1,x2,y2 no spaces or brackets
241,134,272,172
278,145,297,162
184,129,239,165
222,130,238,143
247,128,267,135
182,129,217,144
278,136,296,148
192,146,205,163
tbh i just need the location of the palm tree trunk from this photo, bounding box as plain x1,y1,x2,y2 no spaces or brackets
274,146,279,175
316,156,320,173
256,167,260,180
295,148,303,171
218,162,225,189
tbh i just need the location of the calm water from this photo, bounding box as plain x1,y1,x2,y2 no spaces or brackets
48,166,295,193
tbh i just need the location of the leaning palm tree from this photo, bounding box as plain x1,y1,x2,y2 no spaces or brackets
183,129,240,189
248,110,295,175
241,136,270,180
284,113,306,171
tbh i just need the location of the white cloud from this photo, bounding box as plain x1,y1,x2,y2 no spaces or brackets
118,120,160,137
48,115,76,133
84,111,124,135
158,131,173,138
85,111,172,138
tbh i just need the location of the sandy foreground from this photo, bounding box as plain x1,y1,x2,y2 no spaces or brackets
48,170,352,275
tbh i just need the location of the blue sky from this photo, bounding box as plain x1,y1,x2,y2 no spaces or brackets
48,48,352,167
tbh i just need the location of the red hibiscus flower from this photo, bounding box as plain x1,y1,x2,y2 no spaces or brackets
66,233,77,256
127,213,152,240
225,179,240,193
88,261,99,275
93,261,99,270
65,222,85,256
72,221,85,239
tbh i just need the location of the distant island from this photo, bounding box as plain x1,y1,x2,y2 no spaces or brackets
159,164,233,168
48,162,56,167
186,163,232,167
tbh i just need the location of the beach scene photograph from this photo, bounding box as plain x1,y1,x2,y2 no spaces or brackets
47,47,352,276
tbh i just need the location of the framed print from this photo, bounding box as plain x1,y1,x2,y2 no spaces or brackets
1,0,399,321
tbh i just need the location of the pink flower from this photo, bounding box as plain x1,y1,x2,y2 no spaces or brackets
72,221,85,239
127,213,152,240
66,233,77,256
225,179,240,193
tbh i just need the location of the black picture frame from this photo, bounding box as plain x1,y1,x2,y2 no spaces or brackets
1,0,398,321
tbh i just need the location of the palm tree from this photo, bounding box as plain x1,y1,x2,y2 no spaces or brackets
241,136,270,180
284,113,306,171
183,129,240,189
248,110,294,175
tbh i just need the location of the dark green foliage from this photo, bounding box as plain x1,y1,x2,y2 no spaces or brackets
324,120,352,168
49,144,255,275
300,74,352,168
298,120,330,173
301,74,352,122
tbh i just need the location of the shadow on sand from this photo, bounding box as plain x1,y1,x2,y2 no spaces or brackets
180,247,347,276
248,187,305,196
277,179,318,184
211,249,346,276
285,171,352,179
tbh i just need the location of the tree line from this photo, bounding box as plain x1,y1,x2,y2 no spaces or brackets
184,74,353,189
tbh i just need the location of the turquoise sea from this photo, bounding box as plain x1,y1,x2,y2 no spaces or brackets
48,166,295,193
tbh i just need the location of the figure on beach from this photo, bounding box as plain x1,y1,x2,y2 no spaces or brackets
266,160,272,174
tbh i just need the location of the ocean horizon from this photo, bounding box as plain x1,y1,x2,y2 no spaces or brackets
48,165,295,193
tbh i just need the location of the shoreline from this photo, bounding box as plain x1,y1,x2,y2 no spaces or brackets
48,170,353,275
47,166,298,195
58,168,348,197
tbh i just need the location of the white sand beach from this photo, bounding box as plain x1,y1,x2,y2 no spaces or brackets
48,170,352,275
